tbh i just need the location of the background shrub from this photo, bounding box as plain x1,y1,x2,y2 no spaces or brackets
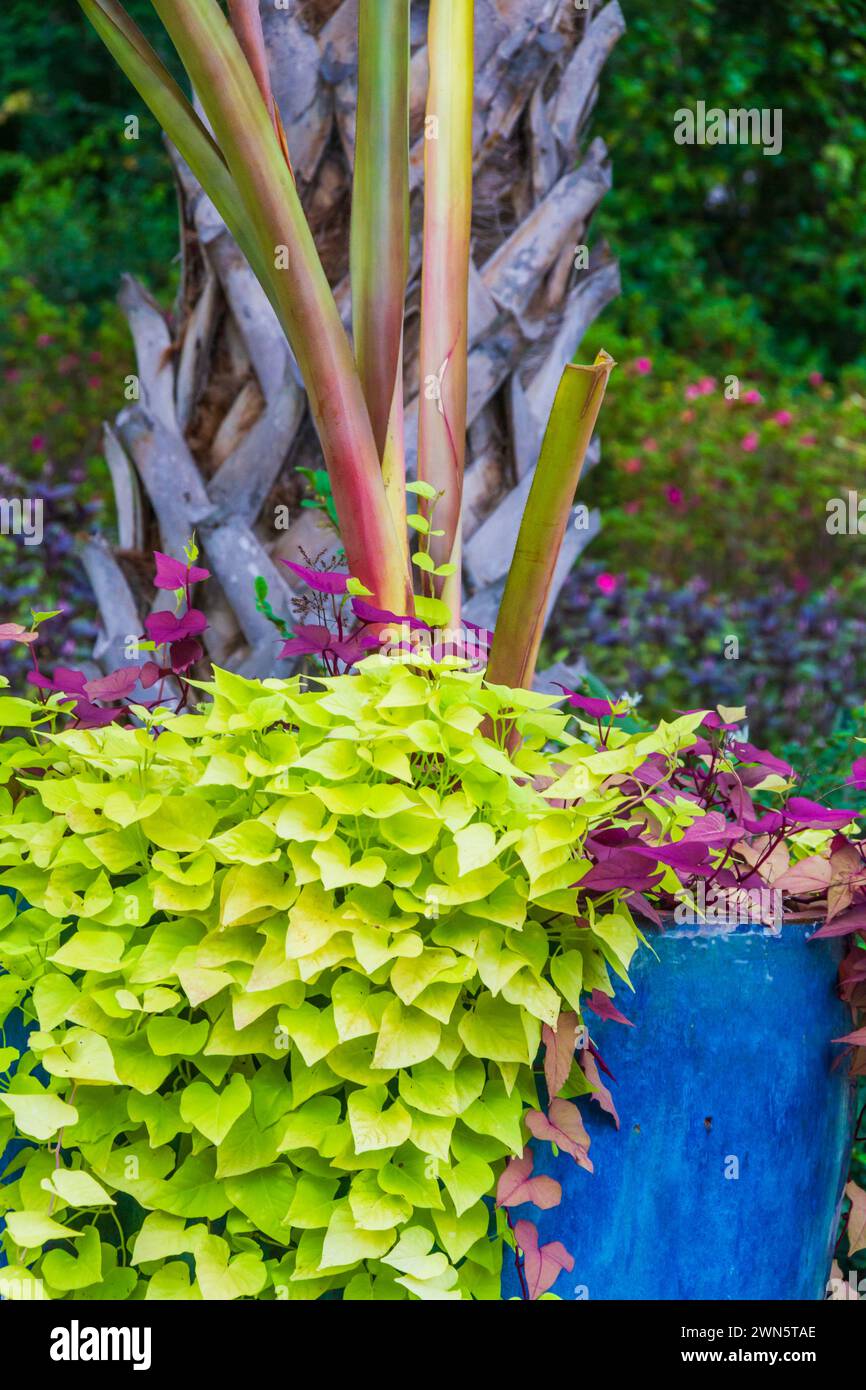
594,0,866,372
549,558,866,763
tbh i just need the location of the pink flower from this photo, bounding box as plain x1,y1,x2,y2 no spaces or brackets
3,368,21,383
665,485,684,507
772,409,793,426
685,384,702,401
641,436,658,453
87,376,103,390
89,350,103,364
698,376,717,394
36,333,54,348
808,371,823,388
624,500,641,515
799,433,817,447
58,354,79,375
623,457,642,474
741,388,763,404
634,357,652,375
596,572,618,595
681,408,696,423
30,435,47,453
740,432,759,453
792,573,809,594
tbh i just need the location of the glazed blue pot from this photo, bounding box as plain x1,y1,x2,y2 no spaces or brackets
502,921,856,1301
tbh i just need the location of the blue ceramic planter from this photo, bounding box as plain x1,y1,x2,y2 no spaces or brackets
502,921,856,1301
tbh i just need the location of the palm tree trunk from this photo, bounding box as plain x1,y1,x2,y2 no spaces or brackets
85,0,626,684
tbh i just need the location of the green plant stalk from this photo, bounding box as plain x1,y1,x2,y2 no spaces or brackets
487,352,616,691
84,0,410,614
151,0,411,615
351,0,410,568
417,0,474,624
77,0,274,300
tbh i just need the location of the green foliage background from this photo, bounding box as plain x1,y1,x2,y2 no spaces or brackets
593,0,866,373
0,1,178,312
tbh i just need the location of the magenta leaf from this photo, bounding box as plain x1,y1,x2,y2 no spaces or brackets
144,608,207,645
84,667,140,701
734,742,795,778
562,687,623,719
71,700,123,729
278,624,336,659
280,560,349,595
847,757,866,791
513,1220,574,1300
28,665,88,697
525,1099,593,1172
786,796,857,830
496,1150,562,1211
153,551,210,591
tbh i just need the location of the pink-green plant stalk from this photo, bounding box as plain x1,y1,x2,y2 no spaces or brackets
488,352,616,691
416,0,474,625
226,0,294,172
81,0,410,616
350,0,411,566
79,0,616,693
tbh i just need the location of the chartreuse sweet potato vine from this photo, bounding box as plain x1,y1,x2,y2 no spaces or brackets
0,660,714,1300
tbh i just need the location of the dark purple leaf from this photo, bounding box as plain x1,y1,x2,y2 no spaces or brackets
584,991,634,1027
580,1047,620,1128
351,597,428,631
169,638,202,674
581,850,664,893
